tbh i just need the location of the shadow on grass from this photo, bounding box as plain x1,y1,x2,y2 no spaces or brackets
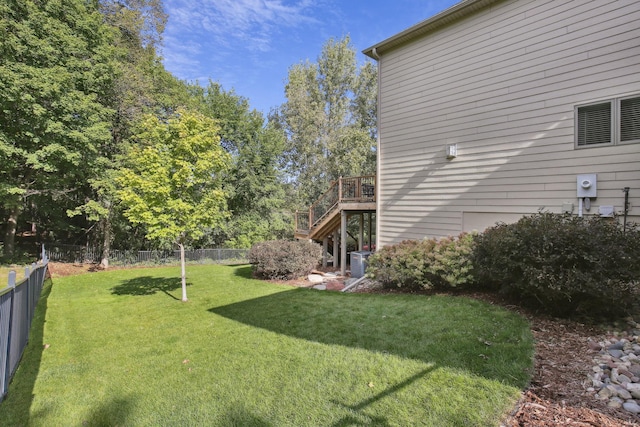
83,395,135,426
0,275,53,424
209,288,532,387
330,366,435,427
110,277,191,300
233,265,254,280
210,288,533,425
221,405,272,426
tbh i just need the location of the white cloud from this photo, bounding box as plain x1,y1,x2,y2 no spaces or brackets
162,0,324,85
166,0,319,53
160,34,204,80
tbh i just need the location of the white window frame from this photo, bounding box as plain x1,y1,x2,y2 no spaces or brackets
620,94,640,145
575,94,640,148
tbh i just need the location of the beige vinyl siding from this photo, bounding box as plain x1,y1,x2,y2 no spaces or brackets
376,0,640,246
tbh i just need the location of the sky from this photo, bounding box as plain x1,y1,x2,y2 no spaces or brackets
161,0,460,116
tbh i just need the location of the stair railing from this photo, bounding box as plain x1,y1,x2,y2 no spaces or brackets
295,175,376,236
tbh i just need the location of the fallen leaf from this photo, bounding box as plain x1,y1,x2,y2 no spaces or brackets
368,382,374,388
182,359,190,364
43,344,50,350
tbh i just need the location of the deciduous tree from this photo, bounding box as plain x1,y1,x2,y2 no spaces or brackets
194,82,290,247
277,36,377,207
116,109,230,301
0,0,115,260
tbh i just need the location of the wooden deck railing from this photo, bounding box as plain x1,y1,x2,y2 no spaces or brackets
295,175,376,235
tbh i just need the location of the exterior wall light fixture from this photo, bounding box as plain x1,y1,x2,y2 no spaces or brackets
446,144,457,159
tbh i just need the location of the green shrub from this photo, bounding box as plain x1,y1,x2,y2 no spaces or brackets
366,239,435,290
429,232,476,288
366,233,476,290
248,240,322,280
473,213,640,316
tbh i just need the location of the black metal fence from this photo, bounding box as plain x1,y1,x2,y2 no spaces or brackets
0,249,49,403
45,245,248,266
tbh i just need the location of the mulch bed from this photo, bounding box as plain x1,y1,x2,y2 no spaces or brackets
505,310,639,426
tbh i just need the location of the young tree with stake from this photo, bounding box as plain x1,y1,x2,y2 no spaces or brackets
116,109,230,301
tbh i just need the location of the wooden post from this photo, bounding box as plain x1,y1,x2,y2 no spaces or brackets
308,206,312,232
333,230,339,270
359,213,364,251
338,176,343,202
322,236,328,268
341,210,347,277
369,212,373,251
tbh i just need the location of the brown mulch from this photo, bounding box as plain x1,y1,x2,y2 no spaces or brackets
47,264,640,425
47,262,103,277
504,307,639,426
46,262,151,278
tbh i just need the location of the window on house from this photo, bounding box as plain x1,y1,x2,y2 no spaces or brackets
576,95,640,147
577,102,612,146
621,96,640,143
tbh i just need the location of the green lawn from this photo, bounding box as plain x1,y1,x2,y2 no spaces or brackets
0,267,9,286
0,266,22,287
0,265,534,426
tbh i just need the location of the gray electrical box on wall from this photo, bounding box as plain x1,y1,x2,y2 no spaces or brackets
577,174,597,198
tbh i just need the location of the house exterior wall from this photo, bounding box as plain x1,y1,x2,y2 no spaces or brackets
375,0,640,246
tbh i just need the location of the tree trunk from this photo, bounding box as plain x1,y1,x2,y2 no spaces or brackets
3,205,20,260
100,213,111,269
179,242,187,302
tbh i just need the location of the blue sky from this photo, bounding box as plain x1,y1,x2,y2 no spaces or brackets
161,0,459,115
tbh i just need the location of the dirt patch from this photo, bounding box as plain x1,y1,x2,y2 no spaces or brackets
46,262,149,278
46,262,101,278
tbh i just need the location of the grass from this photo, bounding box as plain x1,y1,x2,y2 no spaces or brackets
0,266,10,286
0,265,29,287
0,265,534,426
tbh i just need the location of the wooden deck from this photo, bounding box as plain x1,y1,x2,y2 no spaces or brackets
295,176,376,275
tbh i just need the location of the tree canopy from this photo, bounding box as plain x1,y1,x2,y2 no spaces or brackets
116,109,230,299
0,3,377,262
117,109,230,244
276,36,377,207
0,0,116,259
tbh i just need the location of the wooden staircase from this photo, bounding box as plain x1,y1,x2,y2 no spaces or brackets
295,175,376,275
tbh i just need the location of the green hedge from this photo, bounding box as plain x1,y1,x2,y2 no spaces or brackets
366,232,476,290
473,213,640,316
